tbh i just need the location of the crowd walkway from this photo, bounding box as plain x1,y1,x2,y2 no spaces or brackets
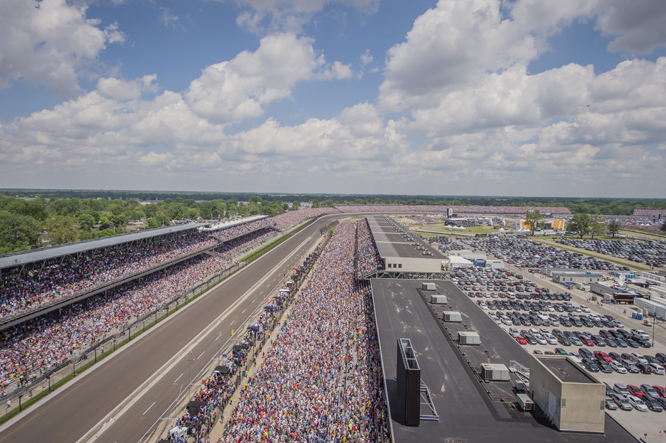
217,221,390,443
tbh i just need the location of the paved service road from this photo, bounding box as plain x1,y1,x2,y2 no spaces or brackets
0,216,339,443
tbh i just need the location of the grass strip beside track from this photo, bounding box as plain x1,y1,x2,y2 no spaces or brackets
0,247,251,426
240,218,317,264
0,217,324,425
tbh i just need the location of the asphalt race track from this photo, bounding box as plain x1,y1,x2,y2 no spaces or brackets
0,215,340,443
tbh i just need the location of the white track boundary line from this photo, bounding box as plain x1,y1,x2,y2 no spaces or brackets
79,236,311,443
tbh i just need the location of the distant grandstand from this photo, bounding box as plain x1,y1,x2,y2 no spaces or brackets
633,208,666,217
334,204,571,215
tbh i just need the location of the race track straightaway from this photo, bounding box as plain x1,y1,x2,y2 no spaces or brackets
0,216,339,443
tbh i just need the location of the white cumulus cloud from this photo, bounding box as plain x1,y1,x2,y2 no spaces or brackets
0,0,125,96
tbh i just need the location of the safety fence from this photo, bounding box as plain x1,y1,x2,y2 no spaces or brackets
142,230,332,442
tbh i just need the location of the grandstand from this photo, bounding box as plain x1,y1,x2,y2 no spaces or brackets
334,204,571,215
0,223,213,330
633,208,666,218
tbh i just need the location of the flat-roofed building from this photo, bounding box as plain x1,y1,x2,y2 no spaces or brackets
530,355,605,433
364,216,447,279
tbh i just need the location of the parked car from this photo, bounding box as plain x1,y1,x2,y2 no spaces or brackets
582,358,600,372
614,383,630,397
610,393,632,411
610,361,627,374
605,398,618,410
649,363,665,375
641,384,660,399
644,396,663,412
627,385,645,398
627,395,649,412
594,351,612,363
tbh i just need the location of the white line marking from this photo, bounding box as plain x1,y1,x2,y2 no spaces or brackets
241,309,246,314
173,373,183,383
143,402,155,416
197,351,205,360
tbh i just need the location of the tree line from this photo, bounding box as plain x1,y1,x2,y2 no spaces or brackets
2,189,664,215
0,195,319,255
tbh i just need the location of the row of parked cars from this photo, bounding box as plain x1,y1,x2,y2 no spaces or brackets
556,238,666,268
607,382,666,413
574,348,666,375
485,303,622,329
460,238,626,271
513,324,651,348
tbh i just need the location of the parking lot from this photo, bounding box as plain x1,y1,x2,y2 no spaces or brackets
556,238,666,268
448,263,666,441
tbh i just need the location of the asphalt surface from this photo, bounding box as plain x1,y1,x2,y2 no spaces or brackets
0,215,339,443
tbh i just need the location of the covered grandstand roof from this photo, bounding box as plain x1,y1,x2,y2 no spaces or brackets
199,215,268,232
0,223,210,270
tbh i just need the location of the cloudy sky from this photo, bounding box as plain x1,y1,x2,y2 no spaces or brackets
1,0,665,198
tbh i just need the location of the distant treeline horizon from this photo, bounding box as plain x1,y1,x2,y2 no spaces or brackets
1,188,665,216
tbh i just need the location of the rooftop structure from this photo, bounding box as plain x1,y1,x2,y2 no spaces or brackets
530,356,605,433
199,215,268,232
371,278,634,442
364,216,446,279
0,223,210,270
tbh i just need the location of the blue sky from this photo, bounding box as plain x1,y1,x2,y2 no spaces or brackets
1,0,665,197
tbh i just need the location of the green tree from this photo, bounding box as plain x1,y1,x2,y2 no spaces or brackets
146,218,160,229
566,213,591,239
322,199,334,207
0,212,42,253
524,210,544,235
129,209,146,221
155,212,170,227
77,213,96,232
311,199,319,208
291,200,300,210
608,221,620,238
187,208,199,220
98,228,116,238
45,216,79,245
249,196,262,204
111,214,129,228
589,215,607,239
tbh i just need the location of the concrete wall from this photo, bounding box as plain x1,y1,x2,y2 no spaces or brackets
530,356,605,433
552,274,603,284
559,380,605,433
384,256,443,273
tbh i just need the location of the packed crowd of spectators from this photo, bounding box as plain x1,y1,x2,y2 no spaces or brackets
0,231,218,321
214,229,277,258
211,219,275,241
0,253,233,387
220,222,389,442
0,226,283,389
334,204,571,215
632,209,666,217
168,329,259,443
270,208,340,231
356,219,380,279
